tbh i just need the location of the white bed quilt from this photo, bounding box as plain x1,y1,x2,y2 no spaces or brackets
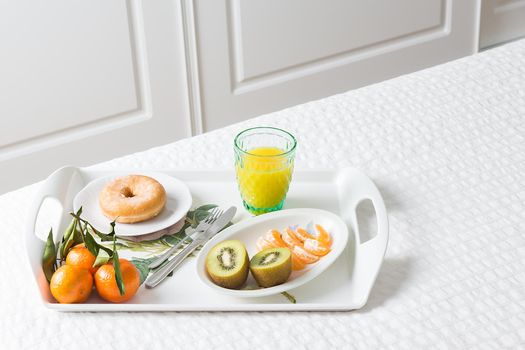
1,39,524,349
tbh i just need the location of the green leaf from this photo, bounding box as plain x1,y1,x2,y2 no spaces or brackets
61,218,75,243
67,207,83,222
88,223,114,242
130,257,156,284
72,227,83,245
98,244,114,255
70,211,114,242
190,211,198,227
59,218,77,260
194,210,211,222
112,236,125,296
83,229,99,257
110,242,130,250
161,235,184,246
99,220,117,242
93,249,110,267
195,204,217,212
185,217,197,227
42,229,56,283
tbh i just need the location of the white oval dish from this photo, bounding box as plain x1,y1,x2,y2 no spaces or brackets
196,208,349,298
73,172,192,236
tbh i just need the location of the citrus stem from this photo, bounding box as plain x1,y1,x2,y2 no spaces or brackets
281,291,296,304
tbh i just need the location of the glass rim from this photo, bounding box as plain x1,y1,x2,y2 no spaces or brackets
234,126,297,157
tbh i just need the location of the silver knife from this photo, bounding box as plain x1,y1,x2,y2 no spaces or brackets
148,207,223,269
145,206,236,288
147,230,198,270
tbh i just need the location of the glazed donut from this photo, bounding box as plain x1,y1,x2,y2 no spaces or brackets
99,175,166,223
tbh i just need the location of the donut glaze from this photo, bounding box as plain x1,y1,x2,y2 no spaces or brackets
99,175,166,223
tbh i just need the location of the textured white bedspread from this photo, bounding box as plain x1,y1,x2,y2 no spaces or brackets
1,39,525,349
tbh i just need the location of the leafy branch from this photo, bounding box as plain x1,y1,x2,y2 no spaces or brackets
42,207,126,295
42,204,221,294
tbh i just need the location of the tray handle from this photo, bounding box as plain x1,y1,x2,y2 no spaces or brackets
336,168,389,308
26,166,80,243
25,166,81,301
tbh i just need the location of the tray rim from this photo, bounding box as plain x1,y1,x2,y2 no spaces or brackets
25,166,389,312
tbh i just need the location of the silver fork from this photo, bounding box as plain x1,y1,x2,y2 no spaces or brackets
148,207,223,269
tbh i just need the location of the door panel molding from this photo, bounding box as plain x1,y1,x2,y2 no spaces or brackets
194,0,480,132
1,0,192,193
0,0,152,162
494,0,525,13
227,0,451,95
480,0,525,48
181,0,204,135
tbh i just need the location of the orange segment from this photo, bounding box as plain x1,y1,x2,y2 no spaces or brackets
257,224,329,267
256,236,275,251
303,238,331,256
265,229,288,248
292,245,319,264
287,228,303,242
315,224,332,247
295,227,315,242
283,228,302,248
291,254,306,270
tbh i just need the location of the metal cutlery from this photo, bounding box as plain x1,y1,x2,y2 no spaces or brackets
145,206,236,288
148,207,222,269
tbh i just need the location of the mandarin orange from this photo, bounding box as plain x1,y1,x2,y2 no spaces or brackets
50,265,93,304
66,243,98,275
94,259,140,303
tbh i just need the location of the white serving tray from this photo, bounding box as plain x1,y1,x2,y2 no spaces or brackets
25,166,388,312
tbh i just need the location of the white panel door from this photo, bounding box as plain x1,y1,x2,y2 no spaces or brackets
0,0,192,193
191,0,480,131
480,0,525,48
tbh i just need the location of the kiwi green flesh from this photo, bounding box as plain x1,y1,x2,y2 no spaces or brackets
250,247,292,288
205,240,249,289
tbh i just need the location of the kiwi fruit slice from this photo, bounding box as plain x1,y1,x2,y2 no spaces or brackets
249,247,292,288
205,240,249,289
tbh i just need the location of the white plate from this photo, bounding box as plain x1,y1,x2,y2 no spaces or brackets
196,208,348,297
73,172,192,237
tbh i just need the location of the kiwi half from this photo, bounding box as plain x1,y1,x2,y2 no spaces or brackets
205,240,249,289
249,247,292,288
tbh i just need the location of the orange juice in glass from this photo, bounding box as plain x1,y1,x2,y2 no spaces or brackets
234,127,297,215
